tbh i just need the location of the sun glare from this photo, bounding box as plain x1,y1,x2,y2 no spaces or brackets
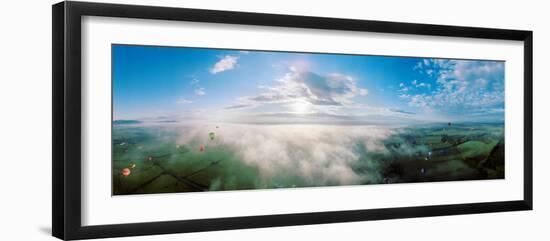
290,101,311,114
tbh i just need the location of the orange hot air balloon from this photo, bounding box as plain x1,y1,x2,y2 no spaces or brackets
199,144,205,153
121,168,131,177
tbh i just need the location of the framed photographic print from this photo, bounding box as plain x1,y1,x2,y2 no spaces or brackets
52,1,533,240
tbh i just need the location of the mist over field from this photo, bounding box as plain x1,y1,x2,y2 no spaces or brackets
112,121,504,194
176,123,393,185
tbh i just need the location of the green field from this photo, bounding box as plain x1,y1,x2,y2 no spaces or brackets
112,122,504,195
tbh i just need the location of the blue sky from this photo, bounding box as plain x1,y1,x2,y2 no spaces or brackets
113,45,505,124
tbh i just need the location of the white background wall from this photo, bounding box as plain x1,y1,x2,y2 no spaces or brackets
0,0,547,240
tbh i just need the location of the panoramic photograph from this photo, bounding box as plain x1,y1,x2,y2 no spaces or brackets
112,44,505,195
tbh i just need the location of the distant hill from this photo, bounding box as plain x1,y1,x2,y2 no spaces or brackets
113,120,141,125
484,137,505,169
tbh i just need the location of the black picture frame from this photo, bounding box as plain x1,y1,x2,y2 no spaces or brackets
52,1,533,240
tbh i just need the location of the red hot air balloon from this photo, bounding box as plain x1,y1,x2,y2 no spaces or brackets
199,144,205,153
121,168,131,177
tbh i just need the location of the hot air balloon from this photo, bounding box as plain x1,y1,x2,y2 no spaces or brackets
208,132,215,141
199,144,205,152
121,167,131,177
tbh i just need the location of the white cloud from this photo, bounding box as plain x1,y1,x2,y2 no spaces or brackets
210,55,239,74
225,103,254,109
194,87,206,96
239,51,250,54
403,59,504,116
418,83,430,88
176,98,193,104
234,67,368,107
410,79,430,88
220,67,398,123
176,123,395,185
190,78,199,86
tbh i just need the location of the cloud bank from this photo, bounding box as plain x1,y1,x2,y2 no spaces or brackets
175,123,395,187
239,67,369,107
